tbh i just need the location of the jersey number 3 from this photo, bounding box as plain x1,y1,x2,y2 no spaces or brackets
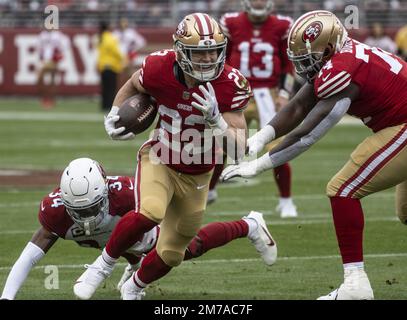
238,41,274,78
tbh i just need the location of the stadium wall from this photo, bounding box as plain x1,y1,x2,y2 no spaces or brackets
0,27,400,96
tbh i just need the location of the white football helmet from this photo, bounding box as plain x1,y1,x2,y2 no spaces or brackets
60,158,109,236
242,0,273,17
173,13,227,82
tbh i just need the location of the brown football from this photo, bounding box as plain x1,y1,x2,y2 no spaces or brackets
115,94,158,135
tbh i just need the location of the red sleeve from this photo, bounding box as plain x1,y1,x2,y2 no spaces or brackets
38,192,73,238
108,176,136,217
313,56,353,99
217,65,252,113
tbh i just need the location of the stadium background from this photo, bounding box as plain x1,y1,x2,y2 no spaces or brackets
1,0,407,300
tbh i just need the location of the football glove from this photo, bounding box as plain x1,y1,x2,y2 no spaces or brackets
191,82,228,134
104,106,135,140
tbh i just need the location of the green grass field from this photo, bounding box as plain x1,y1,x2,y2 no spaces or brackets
0,98,406,300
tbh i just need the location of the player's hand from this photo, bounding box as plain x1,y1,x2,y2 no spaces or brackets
117,264,135,291
221,161,260,181
104,106,135,140
191,82,221,126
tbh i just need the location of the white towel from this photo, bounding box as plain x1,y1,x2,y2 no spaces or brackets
252,88,276,128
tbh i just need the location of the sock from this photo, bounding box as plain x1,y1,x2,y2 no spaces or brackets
330,196,364,264
135,249,172,285
273,163,291,198
344,262,364,271
184,220,249,260
105,210,157,259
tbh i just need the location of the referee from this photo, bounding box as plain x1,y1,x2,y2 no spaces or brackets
97,21,124,112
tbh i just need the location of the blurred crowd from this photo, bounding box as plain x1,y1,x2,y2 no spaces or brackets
2,0,407,27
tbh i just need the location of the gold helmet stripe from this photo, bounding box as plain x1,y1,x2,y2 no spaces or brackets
193,13,214,40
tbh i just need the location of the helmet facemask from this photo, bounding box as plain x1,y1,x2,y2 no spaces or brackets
64,188,109,236
288,42,333,82
175,39,227,82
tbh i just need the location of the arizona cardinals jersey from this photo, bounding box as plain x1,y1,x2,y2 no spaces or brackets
220,12,293,89
38,176,158,256
314,38,407,132
139,50,252,175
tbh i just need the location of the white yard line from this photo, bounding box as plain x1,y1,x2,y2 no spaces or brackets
0,252,406,271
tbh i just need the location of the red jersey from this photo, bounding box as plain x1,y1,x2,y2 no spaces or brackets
38,176,135,247
314,38,407,132
139,50,251,175
220,12,293,89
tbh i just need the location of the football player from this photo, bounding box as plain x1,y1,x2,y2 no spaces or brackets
221,10,407,300
73,13,276,300
209,0,298,218
0,158,277,300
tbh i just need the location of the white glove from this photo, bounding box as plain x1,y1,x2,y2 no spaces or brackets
220,154,274,181
191,82,228,134
247,125,276,156
116,261,142,291
104,106,135,140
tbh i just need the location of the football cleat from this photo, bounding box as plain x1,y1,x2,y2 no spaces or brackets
120,276,146,300
73,255,114,300
243,211,277,266
276,199,298,218
206,189,218,205
317,269,374,300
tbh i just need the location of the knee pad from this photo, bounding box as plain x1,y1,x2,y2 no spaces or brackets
159,249,184,267
140,196,166,222
326,178,339,198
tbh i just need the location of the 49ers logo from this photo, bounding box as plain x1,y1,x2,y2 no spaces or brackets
175,21,188,38
302,21,323,43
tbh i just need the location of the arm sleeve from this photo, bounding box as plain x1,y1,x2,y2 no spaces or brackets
267,97,351,167
1,242,45,300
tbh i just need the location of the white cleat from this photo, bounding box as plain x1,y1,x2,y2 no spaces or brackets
276,199,298,218
120,276,146,300
206,189,218,205
317,269,374,300
243,211,277,266
73,255,114,300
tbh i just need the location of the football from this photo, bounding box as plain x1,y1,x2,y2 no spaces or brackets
115,94,158,135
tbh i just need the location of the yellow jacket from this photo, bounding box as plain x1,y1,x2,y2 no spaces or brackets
395,25,407,57
97,31,124,73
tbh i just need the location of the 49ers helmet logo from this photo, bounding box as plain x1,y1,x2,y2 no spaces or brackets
175,21,188,38
302,21,323,43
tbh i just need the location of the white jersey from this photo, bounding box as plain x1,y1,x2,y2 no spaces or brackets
38,30,67,62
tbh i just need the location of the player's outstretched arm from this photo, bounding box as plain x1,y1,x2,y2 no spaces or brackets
222,83,360,181
0,227,58,300
247,83,317,156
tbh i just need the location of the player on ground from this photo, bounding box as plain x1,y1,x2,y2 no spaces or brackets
221,10,407,299
73,13,276,300
210,0,298,218
0,158,276,300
